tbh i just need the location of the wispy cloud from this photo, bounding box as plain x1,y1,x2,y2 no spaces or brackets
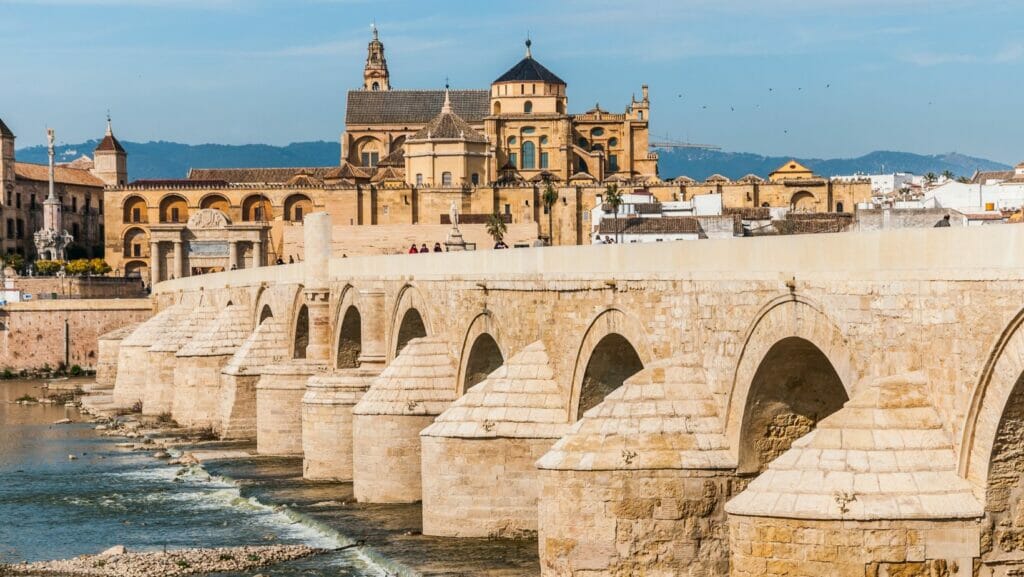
902,51,974,67
995,41,1024,63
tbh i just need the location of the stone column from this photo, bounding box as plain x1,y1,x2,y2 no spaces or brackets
150,241,161,284
228,240,239,270
303,212,332,360
357,288,387,369
172,239,184,279
252,240,263,267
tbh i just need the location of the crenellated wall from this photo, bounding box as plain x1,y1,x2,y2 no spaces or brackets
110,218,1024,575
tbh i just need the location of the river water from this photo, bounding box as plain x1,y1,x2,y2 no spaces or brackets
0,380,540,577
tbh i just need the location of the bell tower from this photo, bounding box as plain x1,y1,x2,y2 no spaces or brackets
0,118,14,200
363,24,390,91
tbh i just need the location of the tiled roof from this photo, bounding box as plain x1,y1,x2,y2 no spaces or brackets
323,163,371,180
178,304,252,357
187,167,337,184
598,216,701,235
671,175,696,184
128,179,229,188
345,90,489,125
537,355,734,471
568,171,595,182
633,202,662,215
376,147,406,168
422,341,570,440
95,133,126,154
410,108,487,142
14,162,105,188
370,166,405,183
494,55,566,85
0,118,13,138
972,170,1014,184
353,336,458,416
726,372,983,521
738,174,764,183
705,174,730,183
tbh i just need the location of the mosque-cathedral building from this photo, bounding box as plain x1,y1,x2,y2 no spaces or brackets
84,30,869,283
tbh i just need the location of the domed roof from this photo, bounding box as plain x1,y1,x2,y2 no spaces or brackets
494,40,565,85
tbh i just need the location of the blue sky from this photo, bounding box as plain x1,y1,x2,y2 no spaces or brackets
1,0,1022,163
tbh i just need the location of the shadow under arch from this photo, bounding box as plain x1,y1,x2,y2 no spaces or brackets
567,307,653,422
726,293,856,471
457,312,507,395
389,284,431,361
332,285,362,369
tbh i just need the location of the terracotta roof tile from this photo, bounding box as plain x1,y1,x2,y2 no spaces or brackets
95,133,126,153
409,109,487,142
345,90,489,125
187,167,336,184
14,162,105,188
598,216,701,235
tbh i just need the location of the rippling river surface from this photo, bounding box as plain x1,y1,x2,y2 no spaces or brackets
0,380,381,576
0,380,539,577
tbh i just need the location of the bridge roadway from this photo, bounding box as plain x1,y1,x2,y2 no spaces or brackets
106,213,1024,576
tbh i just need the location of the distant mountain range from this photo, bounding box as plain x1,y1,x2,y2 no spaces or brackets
15,140,1012,182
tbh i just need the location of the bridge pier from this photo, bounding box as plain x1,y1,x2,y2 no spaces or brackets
536,356,736,577
302,368,380,480
217,311,287,439
420,341,569,538
95,324,139,391
112,306,177,408
352,336,457,503
255,361,326,455
173,304,251,430
726,373,983,576
161,302,219,424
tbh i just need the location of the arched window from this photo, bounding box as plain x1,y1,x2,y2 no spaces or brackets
578,137,588,148
522,127,536,135
836,202,845,213
493,101,502,115
242,195,272,222
200,194,230,213
442,172,453,187
556,101,565,114
284,194,312,222
508,136,517,146
122,196,148,224
522,141,536,170
591,127,605,137
524,101,533,114
159,195,188,223
608,137,618,148
123,227,147,258
540,135,548,145
372,81,380,91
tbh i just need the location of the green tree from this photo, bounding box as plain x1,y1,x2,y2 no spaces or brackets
35,260,62,276
3,253,24,272
542,183,559,246
64,259,90,276
925,172,938,184
604,183,624,244
89,258,112,275
956,176,971,184
941,170,955,181
485,212,507,246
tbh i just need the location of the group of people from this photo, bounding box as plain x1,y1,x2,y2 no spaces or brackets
408,242,444,254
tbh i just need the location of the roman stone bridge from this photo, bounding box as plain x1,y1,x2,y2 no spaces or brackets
104,213,1024,577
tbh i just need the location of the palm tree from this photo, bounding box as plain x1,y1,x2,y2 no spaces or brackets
485,212,507,247
542,183,559,246
941,170,955,181
604,183,624,244
925,172,937,185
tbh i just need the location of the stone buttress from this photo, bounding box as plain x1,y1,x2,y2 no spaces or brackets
174,304,252,430
536,355,736,577
147,300,218,420
112,305,181,408
95,323,140,391
351,336,457,503
219,314,287,440
420,340,570,538
726,372,983,577
302,368,381,480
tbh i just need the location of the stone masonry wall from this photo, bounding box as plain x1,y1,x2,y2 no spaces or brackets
352,414,434,503
255,368,319,456
421,436,555,539
0,299,150,371
729,516,980,577
538,468,734,577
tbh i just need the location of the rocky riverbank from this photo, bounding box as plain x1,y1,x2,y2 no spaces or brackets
0,545,321,576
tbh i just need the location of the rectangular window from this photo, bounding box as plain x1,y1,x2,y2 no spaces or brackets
253,207,263,221
509,152,517,167
471,173,479,186
5,219,12,239
133,244,141,257
442,172,453,186
15,194,21,209
543,205,550,215
361,152,379,167
540,152,549,169
171,207,180,223
382,205,389,216
30,195,36,209
504,204,511,215
16,219,23,237
295,207,303,221
71,197,76,212
609,154,619,172
416,173,423,187
132,208,141,223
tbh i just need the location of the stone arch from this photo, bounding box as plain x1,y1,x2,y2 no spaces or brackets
293,304,309,359
790,190,815,211
258,304,273,325
199,193,230,213
122,227,148,258
353,136,384,167
122,195,149,224
457,312,507,394
389,284,431,361
158,194,189,223
123,260,147,279
241,194,273,222
568,308,653,421
726,294,856,472
961,307,1024,501
332,285,362,369
283,194,312,222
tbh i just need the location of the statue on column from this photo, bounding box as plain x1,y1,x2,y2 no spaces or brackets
445,200,467,251
33,128,73,261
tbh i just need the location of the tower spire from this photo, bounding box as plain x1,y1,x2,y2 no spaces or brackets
525,36,532,59
442,80,452,114
363,23,390,91
105,110,112,136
